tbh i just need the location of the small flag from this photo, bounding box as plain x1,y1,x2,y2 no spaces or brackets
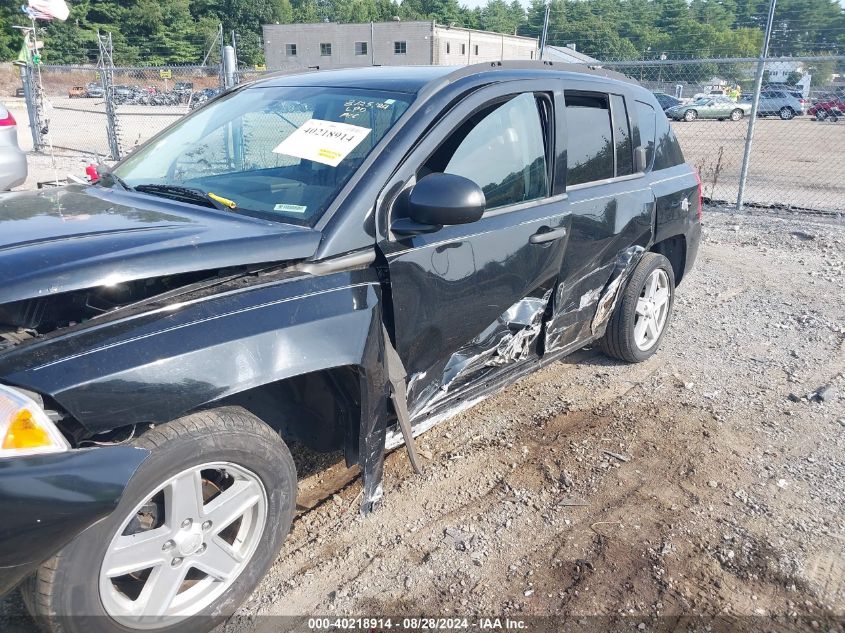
26,0,70,21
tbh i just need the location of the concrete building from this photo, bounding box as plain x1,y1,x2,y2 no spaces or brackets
263,21,538,71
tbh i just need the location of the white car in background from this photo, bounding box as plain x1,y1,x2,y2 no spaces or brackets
0,102,27,190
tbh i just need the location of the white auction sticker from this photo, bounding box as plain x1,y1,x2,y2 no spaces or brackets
272,119,372,167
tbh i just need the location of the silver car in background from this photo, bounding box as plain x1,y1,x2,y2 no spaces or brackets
0,102,27,190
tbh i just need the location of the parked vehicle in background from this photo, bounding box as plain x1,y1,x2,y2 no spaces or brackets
0,62,701,633
809,95,845,121
174,81,195,104
0,102,27,190
666,96,750,122
85,83,104,98
652,92,683,111
189,87,222,109
68,86,86,98
743,89,806,119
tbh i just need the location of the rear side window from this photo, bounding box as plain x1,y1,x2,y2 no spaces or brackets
422,93,549,210
636,101,656,170
611,94,634,176
565,92,614,186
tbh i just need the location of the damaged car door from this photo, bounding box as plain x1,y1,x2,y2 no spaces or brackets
545,88,656,352
378,86,570,422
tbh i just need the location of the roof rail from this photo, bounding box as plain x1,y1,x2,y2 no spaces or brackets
437,59,639,87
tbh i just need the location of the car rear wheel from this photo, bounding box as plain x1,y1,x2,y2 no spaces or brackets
600,253,676,363
815,110,828,121
21,407,297,633
730,109,744,121
779,107,795,120
683,109,697,122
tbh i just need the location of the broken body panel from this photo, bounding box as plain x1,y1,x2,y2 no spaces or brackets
0,63,701,595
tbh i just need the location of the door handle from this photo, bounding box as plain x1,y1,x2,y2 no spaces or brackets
529,227,567,244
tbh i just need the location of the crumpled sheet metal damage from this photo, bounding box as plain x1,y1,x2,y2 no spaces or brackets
591,246,645,335
545,246,646,352
359,319,426,515
407,289,552,420
361,248,642,514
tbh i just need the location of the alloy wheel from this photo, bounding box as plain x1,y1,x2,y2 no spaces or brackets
633,269,671,351
99,462,267,629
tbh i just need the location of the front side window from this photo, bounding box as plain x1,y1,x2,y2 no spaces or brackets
565,92,614,186
355,41,368,56
420,93,549,211
320,43,332,56
285,43,297,56
611,94,634,176
394,41,407,55
114,87,412,226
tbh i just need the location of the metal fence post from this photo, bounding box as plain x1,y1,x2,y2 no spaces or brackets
736,0,777,211
98,31,121,161
217,24,226,91
18,62,43,152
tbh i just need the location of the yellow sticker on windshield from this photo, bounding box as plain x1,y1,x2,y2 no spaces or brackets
272,119,372,167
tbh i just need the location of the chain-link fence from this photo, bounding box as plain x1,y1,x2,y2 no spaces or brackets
12,47,845,213
597,56,845,213
21,63,224,160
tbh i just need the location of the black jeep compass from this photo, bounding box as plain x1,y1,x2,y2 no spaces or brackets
0,61,701,633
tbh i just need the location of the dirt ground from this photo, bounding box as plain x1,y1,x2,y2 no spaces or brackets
2,207,841,632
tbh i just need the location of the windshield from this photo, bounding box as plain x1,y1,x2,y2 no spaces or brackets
114,86,413,226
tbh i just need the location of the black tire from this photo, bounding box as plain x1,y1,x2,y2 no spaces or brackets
730,109,744,121
815,110,828,121
779,107,795,120
21,407,297,633
683,109,697,122
599,252,676,363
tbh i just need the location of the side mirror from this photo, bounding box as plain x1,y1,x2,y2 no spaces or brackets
392,172,486,236
634,146,648,173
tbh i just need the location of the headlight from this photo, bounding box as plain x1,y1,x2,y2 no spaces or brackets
0,385,69,457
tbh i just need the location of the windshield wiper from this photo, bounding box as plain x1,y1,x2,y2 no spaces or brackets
133,184,229,211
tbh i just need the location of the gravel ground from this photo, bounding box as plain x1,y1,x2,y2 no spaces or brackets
1,207,843,633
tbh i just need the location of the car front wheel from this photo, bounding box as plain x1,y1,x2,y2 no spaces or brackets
683,109,697,122
600,252,676,363
22,407,297,633
730,109,744,121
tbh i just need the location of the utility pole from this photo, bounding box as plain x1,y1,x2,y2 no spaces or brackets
737,0,777,211
539,2,550,60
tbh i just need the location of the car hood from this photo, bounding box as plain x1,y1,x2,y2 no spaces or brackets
0,185,323,304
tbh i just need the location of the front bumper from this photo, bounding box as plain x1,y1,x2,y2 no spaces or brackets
0,445,149,595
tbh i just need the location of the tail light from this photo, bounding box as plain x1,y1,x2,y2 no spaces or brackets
0,109,15,127
694,170,703,221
